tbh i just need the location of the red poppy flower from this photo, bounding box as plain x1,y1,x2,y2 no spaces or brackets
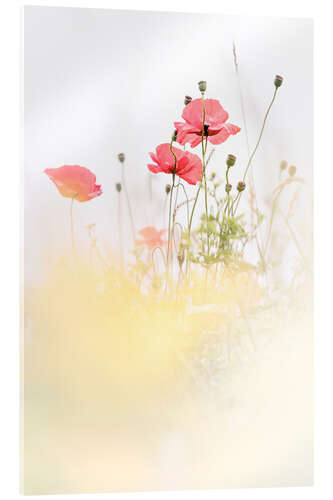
147,143,202,185
135,226,167,250
44,165,102,202
174,98,241,148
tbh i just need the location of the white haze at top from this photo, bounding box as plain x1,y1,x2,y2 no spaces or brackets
24,7,313,284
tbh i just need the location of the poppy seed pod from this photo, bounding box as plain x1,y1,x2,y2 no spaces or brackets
225,183,232,193
118,153,125,163
280,160,288,170
198,80,207,93
115,182,122,192
288,165,297,177
226,154,236,167
177,252,185,268
184,95,192,106
171,129,178,142
237,181,246,192
165,184,171,194
274,75,283,88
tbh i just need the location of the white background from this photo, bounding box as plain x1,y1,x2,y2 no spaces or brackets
23,5,312,283
0,0,332,500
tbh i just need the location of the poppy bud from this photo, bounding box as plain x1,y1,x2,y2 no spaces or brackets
115,182,122,192
177,252,185,268
226,154,236,167
288,165,296,177
274,75,283,88
198,80,207,93
165,184,171,194
237,181,246,192
280,160,288,170
118,153,125,163
171,129,177,142
184,95,192,105
225,183,232,193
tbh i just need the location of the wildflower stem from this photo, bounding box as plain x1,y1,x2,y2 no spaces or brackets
179,183,190,235
118,191,124,269
121,163,136,240
166,140,177,290
188,186,201,242
233,41,265,266
224,166,231,215
152,246,166,275
201,95,210,258
234,86,279,214
148,173,153,225
166,179,174,269
70,197,76,260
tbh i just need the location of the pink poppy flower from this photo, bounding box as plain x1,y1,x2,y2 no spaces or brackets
135,226,167,250
44,165,102,202
174,98,241,148
147,143,202,185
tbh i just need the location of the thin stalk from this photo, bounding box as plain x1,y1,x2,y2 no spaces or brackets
224,166,231,215
148,173,153,225
280,211,309,269
233,41,264,261
263,186,283,257
70,197,76,260
118,192,124,269
121,163,136,240
201,95,210,258
234,86,279,215
165,140,177,290
166,178,175,270
152,246,166,275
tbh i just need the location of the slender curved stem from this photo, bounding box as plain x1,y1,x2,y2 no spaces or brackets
201,96,210,258
70,197,75,260
188,185,201,238
118,192,124,269
178,183,190,230
148,173,153,225
224,166,231,216
165,140,177,290
234,86,279,215
166,178,175,269
152,246,166,275
121,163,136,240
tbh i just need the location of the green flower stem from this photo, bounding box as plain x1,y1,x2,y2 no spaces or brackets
224,166,231,216
70,197,75,260
121,162,136,240
165,140,177,290
118,191,124,269
148,173,153,225
177,183,190,230
152,246,166,275
234,86,279,215
201,95,210,258
188,184,201,241
186,184,200,278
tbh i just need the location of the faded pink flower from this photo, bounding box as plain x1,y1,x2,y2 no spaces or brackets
135,226,167,250
44,165,102,202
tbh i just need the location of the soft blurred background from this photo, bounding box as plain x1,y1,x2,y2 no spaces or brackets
24,6,313,285
23,6,313,495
